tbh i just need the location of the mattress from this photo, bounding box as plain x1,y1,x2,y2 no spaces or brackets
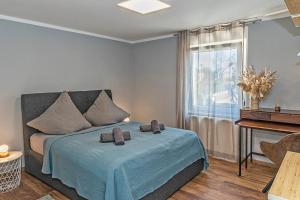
30,133,58,155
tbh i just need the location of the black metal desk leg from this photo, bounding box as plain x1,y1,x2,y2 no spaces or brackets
238,126,242,176
245,128,248,169
250,128,253,163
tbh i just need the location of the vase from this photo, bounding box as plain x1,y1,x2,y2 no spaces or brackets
250,97,260,110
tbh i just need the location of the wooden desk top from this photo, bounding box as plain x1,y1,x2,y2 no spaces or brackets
236,119,300,133
242,108,300,115
240,108,300,125
269,151,300,200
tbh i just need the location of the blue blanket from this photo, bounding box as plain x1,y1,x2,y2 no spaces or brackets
42,122,208,200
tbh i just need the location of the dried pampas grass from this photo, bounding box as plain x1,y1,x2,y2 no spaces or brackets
238,66,276,100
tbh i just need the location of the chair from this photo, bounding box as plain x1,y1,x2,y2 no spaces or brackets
260,133,300,193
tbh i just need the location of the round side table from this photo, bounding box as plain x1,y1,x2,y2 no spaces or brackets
0,151,22,193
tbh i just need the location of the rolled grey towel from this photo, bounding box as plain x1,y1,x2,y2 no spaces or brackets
100,131,131,143
151,120,161,134
140,124,165,132
113,128,125,145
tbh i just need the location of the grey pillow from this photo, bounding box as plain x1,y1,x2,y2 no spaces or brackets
27,91,92,134
84,91,129,126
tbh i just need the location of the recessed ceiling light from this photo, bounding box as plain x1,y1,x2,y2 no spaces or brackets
118,0,171,15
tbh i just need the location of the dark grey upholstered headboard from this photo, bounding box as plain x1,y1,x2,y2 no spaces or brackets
21,90,112,151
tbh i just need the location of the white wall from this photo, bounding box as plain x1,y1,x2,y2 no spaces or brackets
0,20,133,152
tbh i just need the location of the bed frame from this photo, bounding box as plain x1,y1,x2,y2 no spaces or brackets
21,90,204,200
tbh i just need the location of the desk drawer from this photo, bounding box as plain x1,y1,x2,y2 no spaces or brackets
271,113,300,125
241,110,271,121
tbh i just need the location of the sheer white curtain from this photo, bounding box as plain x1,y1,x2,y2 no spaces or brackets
177,23,247,161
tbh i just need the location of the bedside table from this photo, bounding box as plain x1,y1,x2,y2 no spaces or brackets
0,151,22,193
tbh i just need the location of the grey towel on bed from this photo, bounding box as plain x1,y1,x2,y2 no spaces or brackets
100,131,131,143
151,120,161,134
113,128,125,145
140,124,165,132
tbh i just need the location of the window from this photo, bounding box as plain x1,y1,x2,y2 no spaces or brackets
188,43,241,119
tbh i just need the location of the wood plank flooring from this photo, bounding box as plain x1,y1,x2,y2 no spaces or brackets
0,157,275,200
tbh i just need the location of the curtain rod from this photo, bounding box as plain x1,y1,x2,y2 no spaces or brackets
190,18,260,33
189,8,288,33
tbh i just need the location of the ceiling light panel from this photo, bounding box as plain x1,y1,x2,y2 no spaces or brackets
118,0,171,14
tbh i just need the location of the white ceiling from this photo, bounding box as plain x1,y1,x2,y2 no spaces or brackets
0,0,287,42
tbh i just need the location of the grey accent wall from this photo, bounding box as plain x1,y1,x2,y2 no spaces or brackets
132,38,177,127
248,17,300,157
132,17,300,161
0,20,133,152
1,16,299,162
248,17,300,109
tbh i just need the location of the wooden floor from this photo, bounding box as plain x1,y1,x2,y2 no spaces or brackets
0,157,275,200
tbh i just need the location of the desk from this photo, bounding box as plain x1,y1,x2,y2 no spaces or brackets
268,151,300,200
235,108,300,176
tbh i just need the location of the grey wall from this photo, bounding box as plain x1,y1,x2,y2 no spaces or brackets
1,16,299,162
248,17,300,157
132,17,300,161
132,38,177,127
0,20,133,152
248,17,300,109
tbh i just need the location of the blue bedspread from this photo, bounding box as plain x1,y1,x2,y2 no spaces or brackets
42,122,208,200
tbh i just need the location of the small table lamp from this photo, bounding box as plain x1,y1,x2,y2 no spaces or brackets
123,117,130,122
0,145,9,158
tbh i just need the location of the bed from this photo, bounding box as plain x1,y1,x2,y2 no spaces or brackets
21,90,208,200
